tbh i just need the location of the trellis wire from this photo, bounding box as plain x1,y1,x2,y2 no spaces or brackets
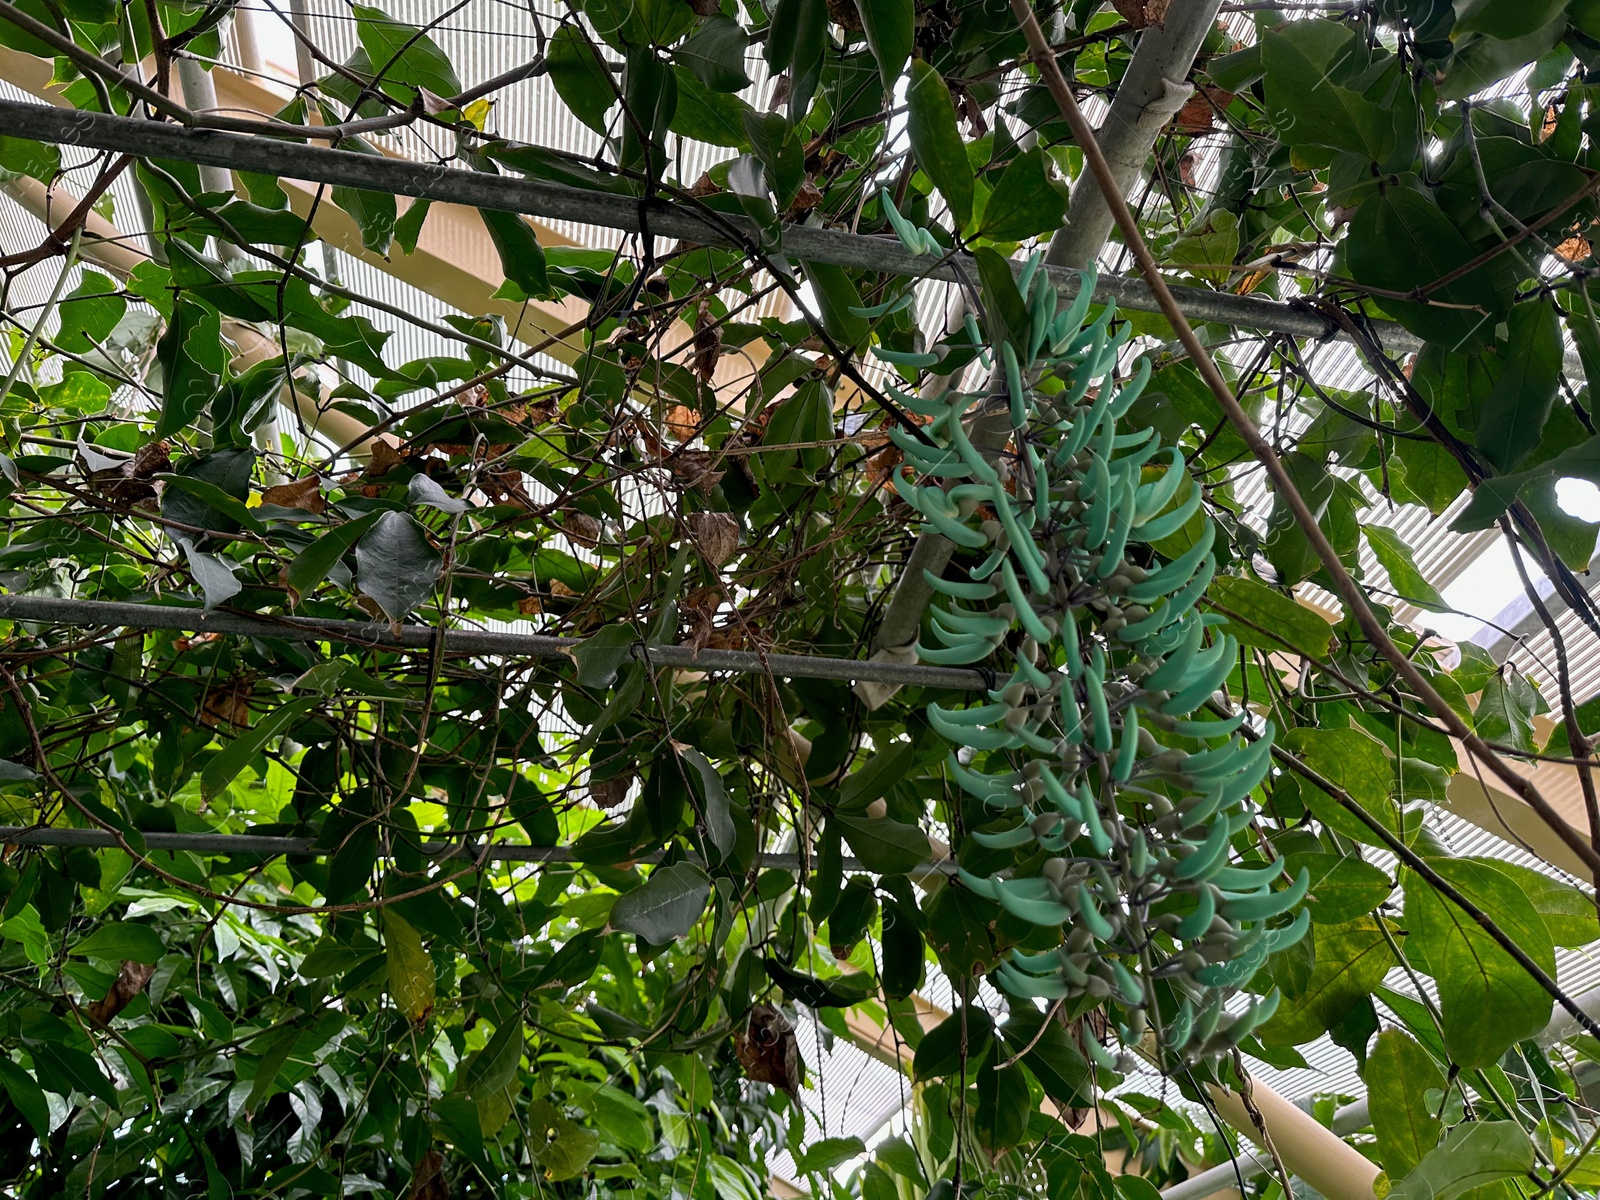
0,826,956,874
0,97,1433,355
0,594,990,688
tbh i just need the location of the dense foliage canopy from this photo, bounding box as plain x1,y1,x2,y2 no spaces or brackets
9,0,1600,1197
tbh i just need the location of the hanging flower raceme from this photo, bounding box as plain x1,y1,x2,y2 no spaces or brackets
875,200,1309,1070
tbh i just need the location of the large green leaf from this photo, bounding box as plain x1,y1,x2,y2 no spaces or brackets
201,696,320,802
977,148,1066,242
354,512,443,623
857,0,912,89
610,862,711,944
1261,20,1398,161
1403,858,1554,1068
835,812,932,875
0,1057,50,1139
1476,300,1562,473
1388,1122,1534,1200
906,60,974,232
1364,1029,1443,1178
479,208,550,299
1207,574,1337,658
1344,184,1507,352
676,14,750,93
353,4,462,101
546,26,615,133
1473,667,1541,754
1260,917,1397,1046
1286,852,1394,924
73,920,165,964
1364,525,1445,610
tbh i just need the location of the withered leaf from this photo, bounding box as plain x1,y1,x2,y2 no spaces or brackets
734,1004,803,1100
261,475,326,514
686,511,739,567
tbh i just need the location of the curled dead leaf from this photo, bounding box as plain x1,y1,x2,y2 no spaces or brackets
87,960,156,1025
201,680,254,728
548,579,580,599
734,1004,804,1100
666,405,701,441
517,595,544,615
686,511,740,566
1557,235,1592,263
560,510,603,549
261,475,326,515
590,774,633,808
671,450,725,494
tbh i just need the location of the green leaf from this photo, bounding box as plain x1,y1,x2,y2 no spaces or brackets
670,71,754,148
353,4,462,100
1403,858,1553,1068
1388,1122,1534,1200
479,208,550,299
1473,667,1540,754
201,695,319,802
802,260,870,350
384,909,436,1022
0,135,59,184
827,876,878,957
676,14,750,92
0,1057,50,1139
1286,852,1394,924
394,197,431,254
73,920,165,965
914,1008,994,1081
857,0,912,89
1261,19,1398,160
458,1019,523,1105
1453,0,1567,40
677,745,734,856
530,1097,600,1181
354,511,443,623
154,299,225,438
1207,574,1337,659
589,1084,654,1152
178,539,242,610
998,1006,1091,1110
573,623,640,688
0,905,51,966
1475,858,1600,946
795,1136,867,1175
610,862,711,944
1393,435,1472,517
1364,1030,1444,1178
1452,434,1600,531
973,1046,1030,1155
765,0,827,119
906,60,974,232
29,1042,118,1108
1364,525,1446,610
1281,726,1398,840
549,26,616,132
879,895,924,1001
329,139,399,256
1476,300,1562,473
1260,917,1397,1046
1345,184,1507,353
835,812,932,875
285,512,381,599
977,148,1066,242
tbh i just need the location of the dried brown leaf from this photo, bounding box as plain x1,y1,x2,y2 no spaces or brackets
261,475,326,514
686,511,740,567
734,1004,804,1100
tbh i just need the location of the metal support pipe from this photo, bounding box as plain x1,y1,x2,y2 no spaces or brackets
0,97,1418,352
0,593,989,690
0,826,956,875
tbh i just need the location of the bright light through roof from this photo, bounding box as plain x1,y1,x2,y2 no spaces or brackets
1557,478,1600,525
1426,541,1542,645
